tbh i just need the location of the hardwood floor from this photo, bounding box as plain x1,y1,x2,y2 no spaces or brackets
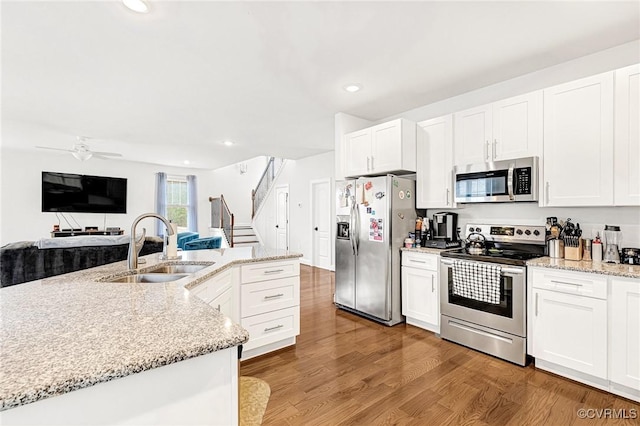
240,265,639,425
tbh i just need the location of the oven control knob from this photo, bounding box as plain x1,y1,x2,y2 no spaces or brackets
525,229,532,235
533,230,540,236
516,229,523,235
475,227,481,232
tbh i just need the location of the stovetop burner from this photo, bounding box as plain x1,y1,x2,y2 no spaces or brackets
441,222,547,266
441,248,544,266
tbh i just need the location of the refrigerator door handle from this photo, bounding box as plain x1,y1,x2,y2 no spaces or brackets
353,199,360,255
349,198,356,255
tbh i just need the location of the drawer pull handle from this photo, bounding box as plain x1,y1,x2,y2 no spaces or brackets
264,293,284,300
410,260,427,264
264,324,284,332
431,275,435,292
264,269,284,274
551,279,583,287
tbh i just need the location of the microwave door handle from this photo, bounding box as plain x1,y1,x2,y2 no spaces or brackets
508,166,515,201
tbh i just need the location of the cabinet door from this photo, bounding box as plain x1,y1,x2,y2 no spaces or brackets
371,120,404,173
401,266,438,329
493,91,542,161
416,116,455,209
210,286,234,322
532,288,607,378
345,128,372,177
542,72,614,206
610,278,640,390
614,64,640,206
454,104,492,166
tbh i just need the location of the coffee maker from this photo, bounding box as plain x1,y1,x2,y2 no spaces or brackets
433,212,458,241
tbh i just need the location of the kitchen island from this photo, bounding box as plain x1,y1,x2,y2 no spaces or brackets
0,246,301,425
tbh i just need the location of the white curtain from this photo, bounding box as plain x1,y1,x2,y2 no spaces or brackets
186,175,198,233
155,172,167,236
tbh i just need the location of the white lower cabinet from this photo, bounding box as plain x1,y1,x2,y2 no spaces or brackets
532,287,607,378
189,258,301,361
529,267,640,402
610,277,640,399
240,259,301,360
190,267,238,323
401,251,439,333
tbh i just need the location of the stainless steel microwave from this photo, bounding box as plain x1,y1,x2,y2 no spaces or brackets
454,157,538,203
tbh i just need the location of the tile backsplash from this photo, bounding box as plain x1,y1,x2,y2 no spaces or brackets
426,204,640,248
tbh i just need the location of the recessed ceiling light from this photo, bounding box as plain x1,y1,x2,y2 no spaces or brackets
222,140,234,147
343,84,362,93
122,0,149,13
183,160,190,165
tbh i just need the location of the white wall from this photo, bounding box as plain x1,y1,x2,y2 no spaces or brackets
384,40,640,124
254,152,335,266
206,156,268,225
0,147,215,244
383,40,640,248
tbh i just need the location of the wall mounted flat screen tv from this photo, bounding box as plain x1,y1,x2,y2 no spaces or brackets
42,171,127,214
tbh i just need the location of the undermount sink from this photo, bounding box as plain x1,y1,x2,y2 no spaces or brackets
107,273,189,283
145,263,214,274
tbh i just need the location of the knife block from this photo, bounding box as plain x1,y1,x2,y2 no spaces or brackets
564,240,583,261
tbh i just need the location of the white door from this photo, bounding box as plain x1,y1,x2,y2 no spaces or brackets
311,179,332,270
275,185,289,251
454,104,492,166
542,71,614,206
416,115,455,208
614,64,640,206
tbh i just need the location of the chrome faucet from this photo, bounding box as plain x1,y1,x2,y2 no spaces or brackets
128,213,175,270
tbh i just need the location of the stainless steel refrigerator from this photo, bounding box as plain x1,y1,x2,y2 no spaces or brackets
335,175,416,326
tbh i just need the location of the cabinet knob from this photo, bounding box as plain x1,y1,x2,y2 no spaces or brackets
276,224,279,228
314,227,318,231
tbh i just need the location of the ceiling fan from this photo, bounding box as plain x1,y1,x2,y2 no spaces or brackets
36,136,123,161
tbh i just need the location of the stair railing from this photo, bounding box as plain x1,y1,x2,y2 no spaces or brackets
251,157,284,219
209,194,234,247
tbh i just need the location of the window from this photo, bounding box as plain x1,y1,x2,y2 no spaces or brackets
166,176,188,231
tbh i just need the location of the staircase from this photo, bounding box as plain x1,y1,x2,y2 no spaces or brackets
232,224,259,247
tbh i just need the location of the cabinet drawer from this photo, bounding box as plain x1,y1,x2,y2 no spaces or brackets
241,260,299,284
241,306,300,351
402,252,438,271
190,268,232,304
241,276,299,317
531,268,607,299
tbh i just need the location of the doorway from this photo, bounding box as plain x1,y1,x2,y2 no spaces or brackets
311,178,332,270
275,185,289,251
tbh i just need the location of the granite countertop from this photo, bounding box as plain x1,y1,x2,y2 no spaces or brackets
527,257,640,279
400,246,456,255
0,246,302,411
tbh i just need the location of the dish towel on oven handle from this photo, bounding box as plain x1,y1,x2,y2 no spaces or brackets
452,260,502,304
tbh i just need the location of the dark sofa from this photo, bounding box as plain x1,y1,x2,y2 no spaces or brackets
0,237,164,288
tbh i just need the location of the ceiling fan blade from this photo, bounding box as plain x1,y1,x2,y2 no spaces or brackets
91,151,122,157
35,146,73,153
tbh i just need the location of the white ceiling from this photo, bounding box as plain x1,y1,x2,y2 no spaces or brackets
2,1,639,170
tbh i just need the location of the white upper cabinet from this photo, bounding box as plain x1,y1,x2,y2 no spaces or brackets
454,91,542,166
454,105,492,166
492,92,543,161
614,64,640,206
542,72,614,206
344,118,416,177
416,115,455,208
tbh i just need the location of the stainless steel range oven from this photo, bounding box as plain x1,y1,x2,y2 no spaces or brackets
439,223,546,366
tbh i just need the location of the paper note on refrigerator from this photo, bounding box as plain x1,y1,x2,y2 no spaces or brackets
369,218,383,242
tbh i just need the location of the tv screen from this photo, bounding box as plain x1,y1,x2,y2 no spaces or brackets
42,171,127,214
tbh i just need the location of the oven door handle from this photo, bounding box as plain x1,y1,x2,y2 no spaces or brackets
440,259,524,275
